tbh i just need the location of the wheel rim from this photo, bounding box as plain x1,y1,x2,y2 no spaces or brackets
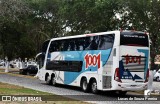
92,82,97,92
52,77,56,85
157,77,159,81
83,80,87,90
46,76,50,83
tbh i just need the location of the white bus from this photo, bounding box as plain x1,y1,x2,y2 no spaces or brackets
36,30,150,95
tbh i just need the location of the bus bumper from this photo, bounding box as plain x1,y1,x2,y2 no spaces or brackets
115,83,148,91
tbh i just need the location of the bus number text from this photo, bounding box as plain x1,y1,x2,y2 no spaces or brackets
125,54,141,65
84,53,101,70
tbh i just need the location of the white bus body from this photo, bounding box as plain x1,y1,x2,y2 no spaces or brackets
36,30,150,94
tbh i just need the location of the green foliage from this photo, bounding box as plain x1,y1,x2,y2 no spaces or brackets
60,0,121,35
0,0,61,60
119,0,160,69
0,0,160,69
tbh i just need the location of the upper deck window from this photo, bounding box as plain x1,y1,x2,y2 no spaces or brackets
42,39,50,53
49,34,115,52
120,32,149,47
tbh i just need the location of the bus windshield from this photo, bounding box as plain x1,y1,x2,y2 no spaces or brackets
120,32,149,47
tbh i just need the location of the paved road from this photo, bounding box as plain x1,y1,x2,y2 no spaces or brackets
0,73,160,104
153,81,160,91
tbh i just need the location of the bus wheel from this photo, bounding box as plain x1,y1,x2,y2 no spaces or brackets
91,79,98,94
81,78,89,92
156,77,160,82
51,75,56,86
46,75,51,85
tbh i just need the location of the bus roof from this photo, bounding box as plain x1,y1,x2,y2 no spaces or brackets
120,31,146,35
50,30,120,41
49,30,146,41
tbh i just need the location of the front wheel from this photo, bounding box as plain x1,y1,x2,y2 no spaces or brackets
91,79,98,94
46,75,52,85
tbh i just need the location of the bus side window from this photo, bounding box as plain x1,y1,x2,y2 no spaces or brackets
56,40,63,51
70,40,75,51
78,38,84,51
63,40,70,51
60,41,65,51
84,37,90,50
50,40,61,52
75,39,79,51
85,36,98,50
98,34,114,50
49,41,56,52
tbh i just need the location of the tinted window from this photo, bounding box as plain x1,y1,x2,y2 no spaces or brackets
49,41,56,52
85,36,99,50
49,34,115,52
120,32,149,47
46,60,82,72
98,34,115,50
42,40,50,53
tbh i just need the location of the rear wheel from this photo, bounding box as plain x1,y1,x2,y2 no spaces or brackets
81,78,89,92
51,75,56,86
91,79,98,94
156,77,160,82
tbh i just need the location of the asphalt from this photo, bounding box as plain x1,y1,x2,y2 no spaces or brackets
0,73,160,104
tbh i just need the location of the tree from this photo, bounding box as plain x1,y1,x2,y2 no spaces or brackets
0,0,62,60
59,0,121,35
0,0,32,60
1,0,159,66
27,0,63,52
118,0,160,70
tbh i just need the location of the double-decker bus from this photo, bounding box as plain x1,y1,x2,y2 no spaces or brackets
36,30,150,95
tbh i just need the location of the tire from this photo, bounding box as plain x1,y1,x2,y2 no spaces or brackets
91,79,98,94
51,75,56,86
156,77,160,82
81,78,89,93
46,75,52,85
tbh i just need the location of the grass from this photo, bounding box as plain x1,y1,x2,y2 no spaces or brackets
0,68,5,72
0,82,52,95
0,72,89,103
0,82,88,104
